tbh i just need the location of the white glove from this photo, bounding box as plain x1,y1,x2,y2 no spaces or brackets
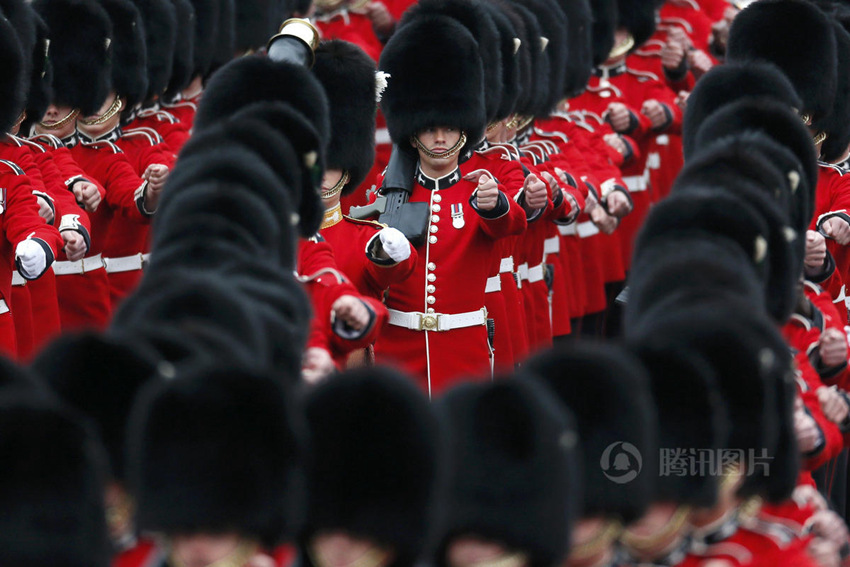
378,227,412,263
15,239,47,279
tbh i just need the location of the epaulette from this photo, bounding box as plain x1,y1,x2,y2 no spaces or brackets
788,313,813,332
12,136,46,153
29,133,63,149
818,161,848,176
80,140,123,154
0,159,25,175
626,68,660,83
477,145,515,161
122,126,164,146
343,215,387,230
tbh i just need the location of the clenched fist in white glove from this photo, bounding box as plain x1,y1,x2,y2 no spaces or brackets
378,227,412,262
15,239,47,279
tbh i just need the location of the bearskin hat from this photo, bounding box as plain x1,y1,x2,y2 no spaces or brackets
128,367,306,546
559,0,594,97
0,0,36,86
727,0,837,133
98,0,149,109
627,340,729,507
131,0,177,102
616,0,657,49
163,0,194,100
507,2,549,119
821,13,850,163
380,14,484,157
682,61,801,159
235,0,276,54
32,332,162,482
303,367,444,567
482,1,524,119
188,0,218,78
34,0,113,116
0,392,111,567
589,0,617,66
694,98,818,231
437,379,581,566
0,11,25,134
400,0,503,123
208,0,234,76
524,343,658,524
26,9,53,121
312,40,377,195
525,0,569,114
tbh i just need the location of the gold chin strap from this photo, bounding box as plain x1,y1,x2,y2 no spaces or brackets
12,110,26,129
321,170,351,200
106,493,135,537
169,539,258,567
800,113,813,127
513,115,535,133
412,132,468,160
607,33,635,60
78,96,124,126
309,541,392,567
619,505,691,553
570,520,623,562
39,108,80,130
451,551,530,567
486,121,503,133
813,131,828,146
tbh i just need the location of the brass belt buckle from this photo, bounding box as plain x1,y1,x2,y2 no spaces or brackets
419,313,438,331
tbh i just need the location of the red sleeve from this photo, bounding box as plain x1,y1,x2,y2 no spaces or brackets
361,230,419,294
3,171,63,259
96,153,151,220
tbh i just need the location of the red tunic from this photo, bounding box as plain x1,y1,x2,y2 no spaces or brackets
373,154,527,395
315,9,384,62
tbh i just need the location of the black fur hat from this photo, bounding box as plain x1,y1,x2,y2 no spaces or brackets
625,235,765,330
131,0,177,101
480,1,521,120
616,0,657,49
508,2,549,119
313,40,377,195
694,98,818,231
235,0,276,54
727,0,837,133
627,339,728,507
525,343,658,524
682,61,801,159
128,366,306,546
0,11,24,134
208,0,234,76
98,0,149,109
0,392,111,567
401,0,502,123
0,0,36,101
163,0,195,100
380,14,485,157
559,0,594,97
437,379,581,567
195,54,331,144
32,332,162,482
26,9,54,121
589,0,617,66
33,0,113,115
303,367,444,566
522,0,569,115
821,16,850,162
188,0,218,78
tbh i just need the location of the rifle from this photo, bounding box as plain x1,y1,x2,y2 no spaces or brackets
349,145,430,247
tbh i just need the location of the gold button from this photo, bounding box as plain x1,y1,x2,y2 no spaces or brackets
427,273,436,282
430,225,438,233
429,236,437,244
433,194,442,203
431,215,440,223
427,296,436,304
427,308,436,314
427,262,436,271
432,204,441,212
427,285,436,293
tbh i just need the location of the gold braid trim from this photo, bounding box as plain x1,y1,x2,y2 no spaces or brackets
39,108,80,130
321,170,351,199
569,520,623,562
78,96,124,126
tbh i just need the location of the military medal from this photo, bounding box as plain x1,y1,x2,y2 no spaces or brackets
451,203,465,229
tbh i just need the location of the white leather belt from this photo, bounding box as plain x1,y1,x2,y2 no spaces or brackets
646,152,661,169
528,263,545,283
485,275,501,293
499,257,514,273
656,134,670,146
517,262,530,281
577,221,600,238
558,223,578,236
53,253,105,276
375,128,391,146
623,172,649,192
388,307,487,332
544,237,560,255
11,271,25,286
104,253,150,273
0,299,9,315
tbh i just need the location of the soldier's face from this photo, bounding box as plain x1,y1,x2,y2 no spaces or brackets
38,104,78,137
310,531,394,567
170,533,243,567
413,126,462,155
446,536,529,567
